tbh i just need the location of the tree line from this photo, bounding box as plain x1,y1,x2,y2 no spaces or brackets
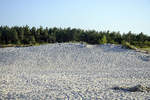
0,25,150,47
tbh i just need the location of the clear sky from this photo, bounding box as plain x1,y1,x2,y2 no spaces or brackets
0,0,150,35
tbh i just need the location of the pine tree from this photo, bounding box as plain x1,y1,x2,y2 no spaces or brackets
0,31,1,43
11,29,19,44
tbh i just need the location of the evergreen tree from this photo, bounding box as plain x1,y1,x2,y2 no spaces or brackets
28,35,36,44
17,27,24,43
0,31,2,43
10,29,19,44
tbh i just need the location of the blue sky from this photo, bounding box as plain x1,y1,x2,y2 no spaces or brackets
0,0,150,35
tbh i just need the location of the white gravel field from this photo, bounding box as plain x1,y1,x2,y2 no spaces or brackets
0,43,150,100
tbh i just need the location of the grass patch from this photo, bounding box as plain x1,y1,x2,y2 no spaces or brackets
121,41,150,54
136,47,150,52
121,41,137,50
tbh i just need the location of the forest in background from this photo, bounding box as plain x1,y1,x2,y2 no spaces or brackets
0,25,150,48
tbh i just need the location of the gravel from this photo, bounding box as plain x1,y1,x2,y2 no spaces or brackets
0,43,150,100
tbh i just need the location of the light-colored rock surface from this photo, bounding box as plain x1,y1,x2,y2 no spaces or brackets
0,43,150,100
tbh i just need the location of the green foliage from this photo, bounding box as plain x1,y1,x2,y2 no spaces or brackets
99,35,107,44
10,29,19,44
0,31,2,43
121,41,136,50
144,41,150,46
48,35,56,43
0,26,149,47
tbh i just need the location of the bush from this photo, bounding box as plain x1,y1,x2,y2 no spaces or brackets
99,35,107,44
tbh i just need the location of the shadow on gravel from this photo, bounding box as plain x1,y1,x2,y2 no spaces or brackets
139,56,150,62
102,47,128,53
112,85,150,92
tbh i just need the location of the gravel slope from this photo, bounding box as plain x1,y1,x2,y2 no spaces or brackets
0,43,150,100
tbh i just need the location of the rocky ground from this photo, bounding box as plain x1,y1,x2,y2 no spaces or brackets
0,43,150,100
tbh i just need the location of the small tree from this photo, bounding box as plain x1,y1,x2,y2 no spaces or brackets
99,35,107,44
11,29,19,44
17,28,24,43
0,31,1,43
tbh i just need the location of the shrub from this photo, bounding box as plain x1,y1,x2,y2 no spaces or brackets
99,35,107,44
